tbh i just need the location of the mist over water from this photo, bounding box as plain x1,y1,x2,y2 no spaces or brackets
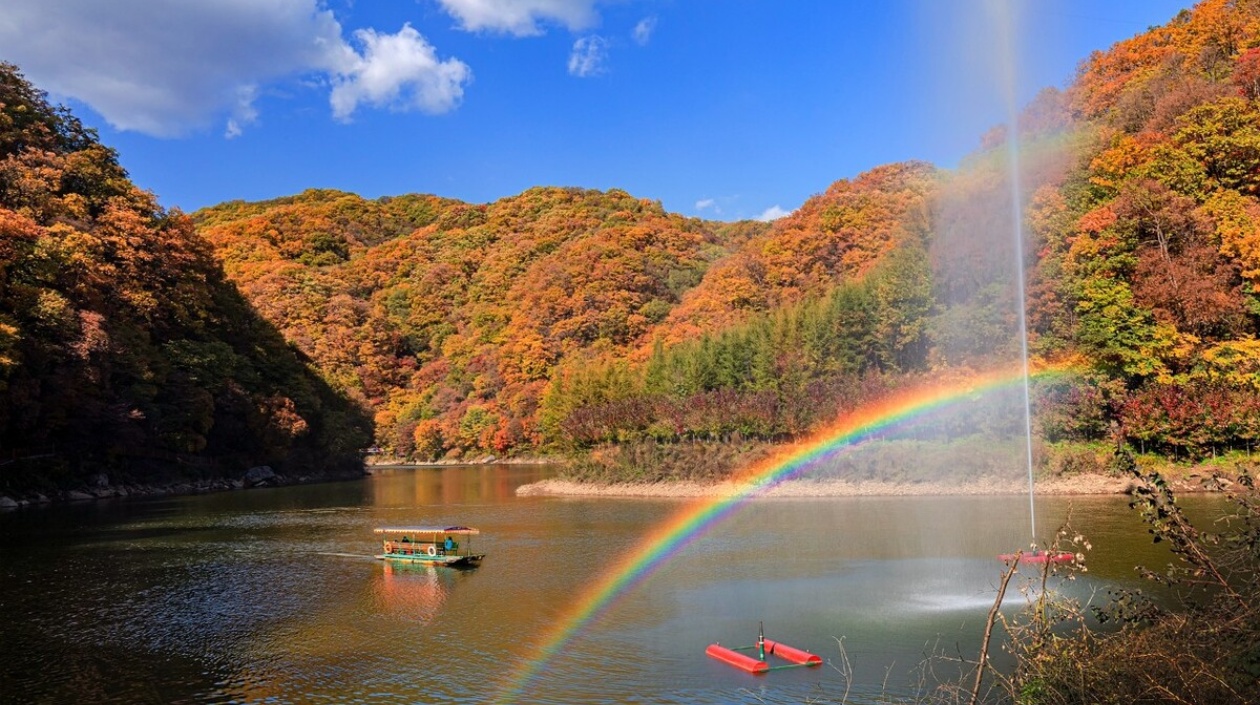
786,6,1081,537
760,4,1099,565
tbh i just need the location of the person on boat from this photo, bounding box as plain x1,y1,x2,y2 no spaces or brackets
444,536,454,553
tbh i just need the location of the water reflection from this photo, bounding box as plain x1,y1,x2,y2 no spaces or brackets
368,464,543,506
375,561,453,624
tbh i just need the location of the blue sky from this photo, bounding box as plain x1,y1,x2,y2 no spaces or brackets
1,1,1191,221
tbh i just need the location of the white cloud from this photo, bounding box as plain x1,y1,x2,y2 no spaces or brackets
435,0,599,36
0,0,469,137
632,16,657,45
695,198,716,211
756,205,791,222
330,25,472,120
225,85,260,138
568,36,610,77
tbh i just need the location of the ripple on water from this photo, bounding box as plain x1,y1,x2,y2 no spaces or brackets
3,480,1166,705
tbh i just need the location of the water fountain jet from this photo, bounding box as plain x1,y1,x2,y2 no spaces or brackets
990,0,1038,545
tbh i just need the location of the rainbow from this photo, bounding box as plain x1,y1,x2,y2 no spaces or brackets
491,364,1074,703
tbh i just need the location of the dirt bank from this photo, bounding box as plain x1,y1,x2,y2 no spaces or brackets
516,473,1142,498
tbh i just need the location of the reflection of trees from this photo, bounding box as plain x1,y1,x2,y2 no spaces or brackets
223,561,464,703
368,464,551,506
374,562,452,625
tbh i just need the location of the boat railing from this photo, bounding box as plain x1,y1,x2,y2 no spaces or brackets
383,540,465,557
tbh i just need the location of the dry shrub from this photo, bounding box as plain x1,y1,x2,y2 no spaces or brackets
560,439,773,483
1004,464,1260,704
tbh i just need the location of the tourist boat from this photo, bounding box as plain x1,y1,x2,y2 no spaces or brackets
375,526,485,567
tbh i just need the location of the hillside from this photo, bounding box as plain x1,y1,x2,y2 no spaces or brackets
1025,0,1260,456
0,64,372,496
194,187,771,458
654,161,936,347
191,165,942,460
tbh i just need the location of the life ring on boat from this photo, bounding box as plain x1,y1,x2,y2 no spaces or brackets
384,542,394,553
427,545,437,556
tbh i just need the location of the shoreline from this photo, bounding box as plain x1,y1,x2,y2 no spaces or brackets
515,473,1156,498
2,456,563,510
4,461,1230,509
0,464,366,510
365,456,559,468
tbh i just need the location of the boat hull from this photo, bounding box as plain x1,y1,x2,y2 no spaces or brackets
379,553,485,567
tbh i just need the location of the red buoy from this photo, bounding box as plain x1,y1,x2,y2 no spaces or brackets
998,550,1074,564
763,638,822,666
705,644,768,673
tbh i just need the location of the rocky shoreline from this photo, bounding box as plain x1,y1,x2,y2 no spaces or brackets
0,455,563,510
0,454,567,510
514,472,1210,498
0,465,367,510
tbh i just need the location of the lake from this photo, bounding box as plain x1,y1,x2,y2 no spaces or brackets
0,465,1200,704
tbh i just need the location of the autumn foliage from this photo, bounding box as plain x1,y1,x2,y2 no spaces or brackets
1023,0,1260,459
193,158,946,460
194,184,738,460
0,64,371,493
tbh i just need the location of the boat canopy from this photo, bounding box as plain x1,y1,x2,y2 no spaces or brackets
374,526,480,535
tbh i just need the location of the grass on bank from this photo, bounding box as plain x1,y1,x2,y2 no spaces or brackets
558,436,1258,490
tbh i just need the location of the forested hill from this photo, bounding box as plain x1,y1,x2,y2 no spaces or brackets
1021,0,1260,457
191,155,941,460
655,161,935,347
194,186,768,456
0,64,372,496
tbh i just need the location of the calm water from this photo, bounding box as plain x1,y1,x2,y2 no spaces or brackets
0,465,1205,704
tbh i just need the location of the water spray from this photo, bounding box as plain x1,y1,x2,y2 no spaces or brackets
1010,118,1037,544
992,0,1038,544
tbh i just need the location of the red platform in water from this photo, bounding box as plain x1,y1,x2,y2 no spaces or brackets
706,637,822,673
705,644,768,673
998,550,1074,564
763,638,823,665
